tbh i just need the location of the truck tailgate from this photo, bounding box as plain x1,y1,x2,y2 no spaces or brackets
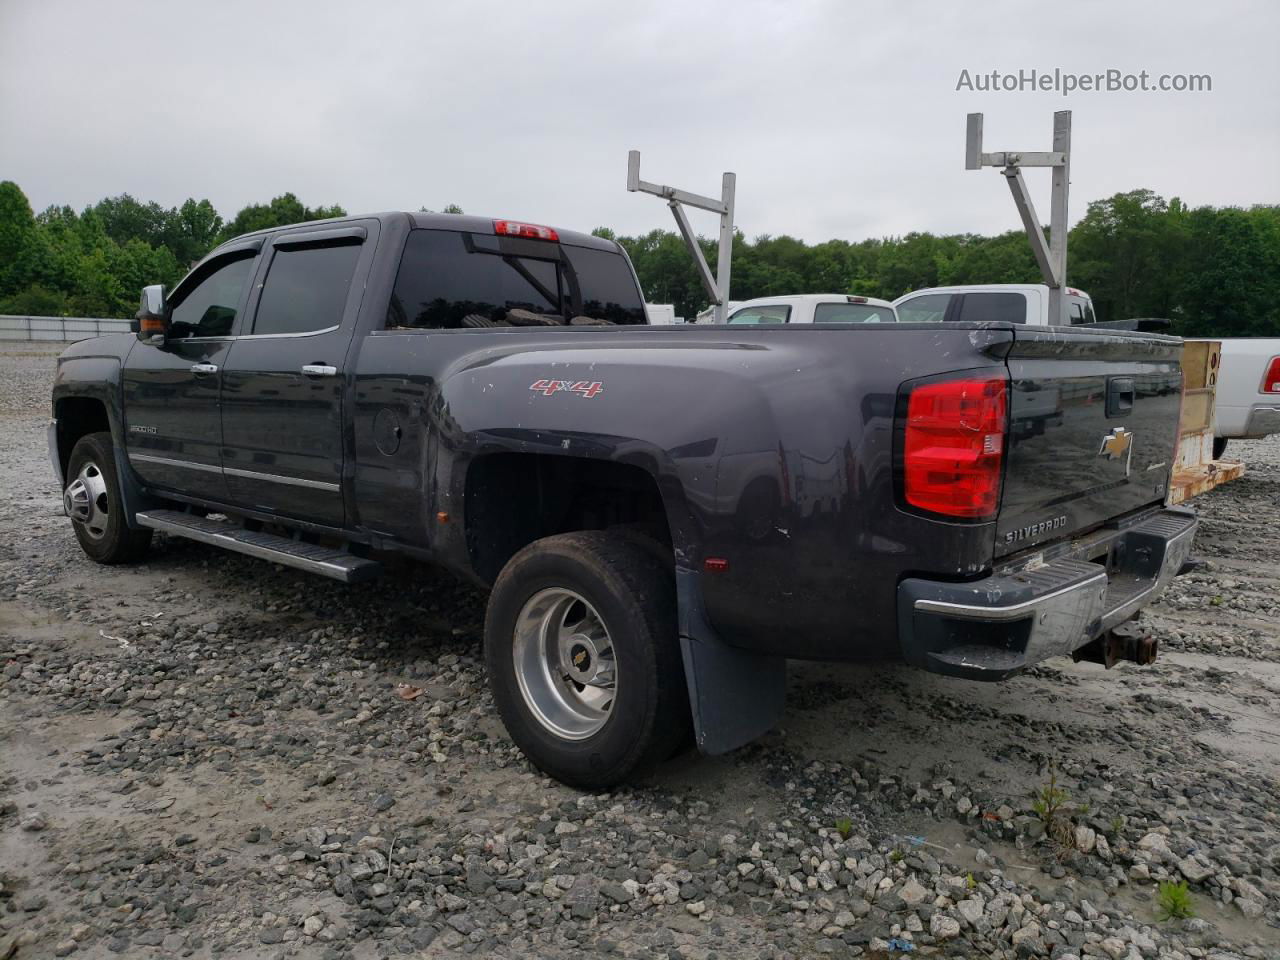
996,327,1183,558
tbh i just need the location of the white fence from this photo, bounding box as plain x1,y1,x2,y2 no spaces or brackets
0,315,133,342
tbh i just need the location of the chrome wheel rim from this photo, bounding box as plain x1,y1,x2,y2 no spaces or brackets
64,461,110,540
512,588,617,740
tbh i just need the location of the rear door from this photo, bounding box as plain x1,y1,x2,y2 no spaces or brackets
996,327,1183,557
219,223,375,526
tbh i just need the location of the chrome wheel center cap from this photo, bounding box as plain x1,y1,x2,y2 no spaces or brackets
564,633,599,683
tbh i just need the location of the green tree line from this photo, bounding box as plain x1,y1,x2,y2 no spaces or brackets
0,183,345,319
1,181,1275,336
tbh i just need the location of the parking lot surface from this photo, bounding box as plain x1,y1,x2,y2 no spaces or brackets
2,342,1278,959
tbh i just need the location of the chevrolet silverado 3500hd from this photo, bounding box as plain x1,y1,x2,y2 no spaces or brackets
51,212,1197,788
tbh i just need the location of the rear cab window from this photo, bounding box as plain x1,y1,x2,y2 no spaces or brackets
387,229,647,329
1068,298,1097,325
813,302,895,324
727,305,791,325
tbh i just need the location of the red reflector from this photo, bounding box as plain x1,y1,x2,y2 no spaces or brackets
703,557,730,573
493,219,559,242
903,376,1007,519
1262,356,1280,394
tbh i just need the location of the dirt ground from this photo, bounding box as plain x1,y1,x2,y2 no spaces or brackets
2,341,1277,960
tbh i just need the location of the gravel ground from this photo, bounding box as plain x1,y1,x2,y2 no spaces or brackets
1,340,1278,960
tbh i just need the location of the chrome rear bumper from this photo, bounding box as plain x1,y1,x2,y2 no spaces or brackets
898,507,1196,680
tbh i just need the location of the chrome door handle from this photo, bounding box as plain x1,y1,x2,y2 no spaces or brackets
190,363,219,375
301,364,338,377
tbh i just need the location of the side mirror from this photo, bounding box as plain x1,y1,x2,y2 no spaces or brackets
136,285,168,344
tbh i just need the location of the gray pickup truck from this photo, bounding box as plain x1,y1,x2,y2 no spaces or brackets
50,211,1196,788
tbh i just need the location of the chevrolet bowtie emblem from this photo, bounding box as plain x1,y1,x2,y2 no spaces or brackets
1099,427,1133,461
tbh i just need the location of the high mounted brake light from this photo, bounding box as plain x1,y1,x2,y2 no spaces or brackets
493,220,559,242
1262,356,1280,394
902,375,1008,520
847,296,868,303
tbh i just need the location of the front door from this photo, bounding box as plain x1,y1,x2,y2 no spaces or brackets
122,250,259,501
219,227,369,527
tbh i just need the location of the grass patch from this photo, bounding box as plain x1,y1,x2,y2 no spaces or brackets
1156,880,1195,921
1031,762,1076,849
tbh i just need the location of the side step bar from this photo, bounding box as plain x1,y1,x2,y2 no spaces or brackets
135,510,381,584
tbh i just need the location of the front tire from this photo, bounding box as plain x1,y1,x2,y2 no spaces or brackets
64,432,152,564
484,531,690,789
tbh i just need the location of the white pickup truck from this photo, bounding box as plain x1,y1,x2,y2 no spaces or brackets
894,283,1099,327
1200,339,1280,457
722,294,898,325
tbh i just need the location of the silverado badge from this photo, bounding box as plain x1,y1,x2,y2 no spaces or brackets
1098,427,1133,472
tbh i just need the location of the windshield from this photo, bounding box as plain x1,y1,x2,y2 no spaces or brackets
813,303,896,323
387,229,647,329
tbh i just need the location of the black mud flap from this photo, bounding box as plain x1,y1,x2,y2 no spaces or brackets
113,440,160,530
675,568,786,755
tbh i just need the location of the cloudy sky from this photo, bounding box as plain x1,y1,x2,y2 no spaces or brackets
1,0,1277,243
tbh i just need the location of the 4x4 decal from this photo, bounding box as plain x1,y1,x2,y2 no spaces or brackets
530,379,604,399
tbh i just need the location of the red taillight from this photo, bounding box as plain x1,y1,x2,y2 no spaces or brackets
493,219,559,242
903,376,1008,519
1262,356,1280,394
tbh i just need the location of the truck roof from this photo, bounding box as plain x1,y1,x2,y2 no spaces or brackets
733,293,896,309
893,283,1091,303
212,211,619,255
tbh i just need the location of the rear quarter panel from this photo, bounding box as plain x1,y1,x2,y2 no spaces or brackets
353,324,1015,661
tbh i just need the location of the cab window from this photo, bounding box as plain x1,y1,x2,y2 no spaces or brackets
957,292,1026,324
166,254,256,339
895,293,951,323
813,303,896,323
253,240,363,336
727,305,790,325
386,229,647,329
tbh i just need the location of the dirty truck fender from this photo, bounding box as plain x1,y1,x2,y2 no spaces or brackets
432,339,792,754
50,335,152,528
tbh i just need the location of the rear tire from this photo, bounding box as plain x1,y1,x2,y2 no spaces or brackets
484,531,690,789
1212,437,1228,460
64,432,152,564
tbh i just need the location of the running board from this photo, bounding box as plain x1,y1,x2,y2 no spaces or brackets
134,510,381,583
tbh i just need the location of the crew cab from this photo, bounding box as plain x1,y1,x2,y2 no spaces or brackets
894,283,1097,326
723,294,898,325
50,211,1196,789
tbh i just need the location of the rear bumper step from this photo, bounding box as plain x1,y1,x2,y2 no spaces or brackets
897,507,1196,680
135,510,381,584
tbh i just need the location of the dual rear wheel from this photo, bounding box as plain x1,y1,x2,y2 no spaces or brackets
485,531,691,789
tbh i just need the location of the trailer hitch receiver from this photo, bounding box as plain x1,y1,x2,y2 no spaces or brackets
1072,622,1158,669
